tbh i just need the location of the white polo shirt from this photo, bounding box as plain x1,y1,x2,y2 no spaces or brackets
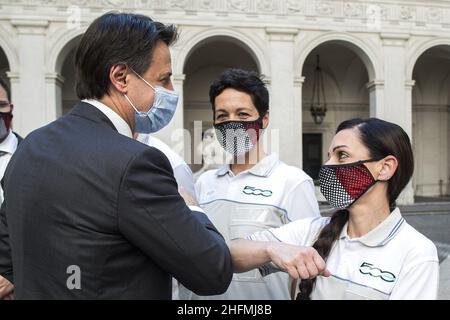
249,208,439,300
186,153,320,300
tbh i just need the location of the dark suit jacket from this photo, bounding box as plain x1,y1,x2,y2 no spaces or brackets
12,132,23,145
0,102,232,299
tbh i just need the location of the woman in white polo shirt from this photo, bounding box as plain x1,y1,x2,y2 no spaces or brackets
230,118,439,300
185,69,320,300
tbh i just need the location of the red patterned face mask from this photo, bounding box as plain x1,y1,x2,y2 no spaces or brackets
318,159,379,209
214,118,263,156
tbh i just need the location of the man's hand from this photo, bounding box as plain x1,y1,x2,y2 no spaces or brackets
266,242,331,279
179,186,198,207
0,275,13,300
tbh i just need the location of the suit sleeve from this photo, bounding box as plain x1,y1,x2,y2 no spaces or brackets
117,147,232,296
0,194,13,283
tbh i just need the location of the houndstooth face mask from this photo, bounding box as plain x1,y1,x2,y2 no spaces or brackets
214,118,263,156
318,159,379,209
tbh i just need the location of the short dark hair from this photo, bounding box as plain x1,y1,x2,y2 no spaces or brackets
0,76,11,101
209,68,269,118
75,12,178,100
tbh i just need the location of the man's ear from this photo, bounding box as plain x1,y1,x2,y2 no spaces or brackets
109,64,129,94
378,155,398,181
262,111,269,129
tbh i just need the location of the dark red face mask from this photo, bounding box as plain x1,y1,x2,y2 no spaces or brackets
319,159,379,209
0,111,13,131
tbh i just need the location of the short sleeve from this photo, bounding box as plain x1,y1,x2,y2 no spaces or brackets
247,217,331,247
390,240,440,300
282,179,320,222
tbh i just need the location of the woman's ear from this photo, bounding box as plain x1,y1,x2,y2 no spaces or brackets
378,155,398,181
262,111,269,129
109,64,129,94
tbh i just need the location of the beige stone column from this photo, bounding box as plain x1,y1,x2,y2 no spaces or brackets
45,72,65,120
367,79,385,119
10,19,49,136
266,27,300,167
294,76,305,168
381,33,414,204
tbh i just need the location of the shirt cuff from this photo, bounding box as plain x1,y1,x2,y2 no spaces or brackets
188,205,205,213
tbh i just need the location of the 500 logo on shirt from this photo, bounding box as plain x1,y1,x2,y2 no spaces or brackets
359,262,396,283
242,186,273,197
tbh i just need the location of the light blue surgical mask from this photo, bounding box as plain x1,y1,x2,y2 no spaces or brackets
124,69,179,134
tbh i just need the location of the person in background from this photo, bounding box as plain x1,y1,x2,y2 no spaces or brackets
230,118,439,300
184,68,320,300
0,77,22,204
0,77,21,300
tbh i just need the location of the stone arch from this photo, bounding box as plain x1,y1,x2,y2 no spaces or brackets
0,25,19,72
47,27,86,74
296,32,382,81
174,27,270,77
406,38,450,80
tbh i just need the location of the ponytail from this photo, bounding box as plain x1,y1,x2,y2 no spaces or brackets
296,210,349,300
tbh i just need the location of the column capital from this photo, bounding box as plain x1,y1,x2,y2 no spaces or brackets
405,80,416,89
6,72,20,83
172,74,186,83
265,28,298,41
380,33,410,46
11,19,49,35
45,72,65,87
294,76,305,87
366,79,385,90
262,76,271,86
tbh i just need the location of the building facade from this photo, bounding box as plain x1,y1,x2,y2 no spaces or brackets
0,0,449,204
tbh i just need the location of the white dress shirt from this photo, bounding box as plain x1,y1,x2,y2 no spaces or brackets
0,130,18,203
83,99,132,138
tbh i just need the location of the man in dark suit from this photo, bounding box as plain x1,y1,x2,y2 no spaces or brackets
0,12,233,299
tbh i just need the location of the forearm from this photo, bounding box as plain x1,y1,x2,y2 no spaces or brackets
229,239,273,273
230,239,330,280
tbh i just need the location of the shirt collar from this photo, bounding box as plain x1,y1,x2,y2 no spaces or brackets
83,99,133,138
0,130,18,154
339,207,405,247
215,153,280,178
